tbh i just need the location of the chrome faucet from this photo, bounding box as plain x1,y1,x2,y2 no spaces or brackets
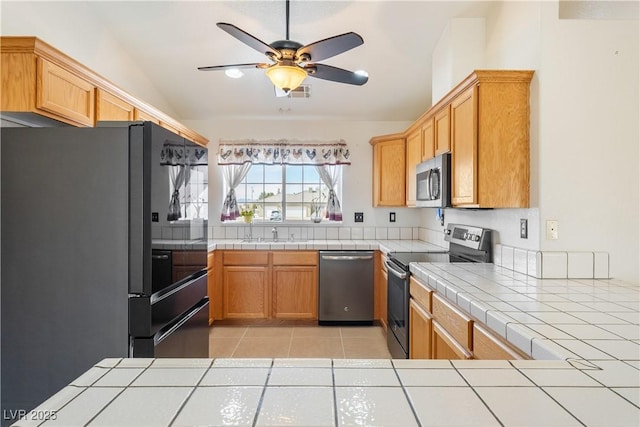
272,227,278,242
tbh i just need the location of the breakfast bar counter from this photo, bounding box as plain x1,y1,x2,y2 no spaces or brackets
11,357,640,427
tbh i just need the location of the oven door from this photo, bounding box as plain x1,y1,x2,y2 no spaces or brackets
385,260,409,359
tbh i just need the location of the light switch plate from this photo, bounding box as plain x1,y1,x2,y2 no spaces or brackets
389,212,396,223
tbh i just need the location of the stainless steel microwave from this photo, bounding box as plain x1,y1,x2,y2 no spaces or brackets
416,153,451,208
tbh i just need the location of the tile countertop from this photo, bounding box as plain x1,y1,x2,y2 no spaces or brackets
208,239,446,253
410,262,640,362
13,357,639,427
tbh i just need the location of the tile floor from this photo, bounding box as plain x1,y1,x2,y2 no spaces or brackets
208,325,392,359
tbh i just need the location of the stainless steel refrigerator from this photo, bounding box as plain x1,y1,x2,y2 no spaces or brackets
1,122,209,420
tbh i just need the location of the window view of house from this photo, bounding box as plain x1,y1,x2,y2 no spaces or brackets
233,164,334,222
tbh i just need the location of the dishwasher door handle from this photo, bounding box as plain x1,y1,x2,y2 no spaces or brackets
321,255,374,261
385,260,407,280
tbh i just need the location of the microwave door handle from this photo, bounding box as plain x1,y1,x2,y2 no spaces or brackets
425,169,433,200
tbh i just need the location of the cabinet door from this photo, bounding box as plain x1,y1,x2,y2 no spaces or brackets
36,57,95,126
405,130,422,207
96,89,134,122
272,266,318,319
421,117,435,161
223,266,269,318
434,105,451,155
451,85,478,206
409,299,432,359
134,108,160,124
432,321,472,360
375,253,388,330
372,138,406,207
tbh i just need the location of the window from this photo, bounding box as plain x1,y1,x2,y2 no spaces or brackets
183,165,208,220
232,164,339,222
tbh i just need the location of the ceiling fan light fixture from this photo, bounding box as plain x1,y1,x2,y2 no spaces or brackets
266,64,307,92
225,68,244,79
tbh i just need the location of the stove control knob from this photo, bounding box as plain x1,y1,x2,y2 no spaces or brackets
473,235,480,242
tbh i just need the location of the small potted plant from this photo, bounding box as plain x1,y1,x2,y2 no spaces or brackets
239,205,256,223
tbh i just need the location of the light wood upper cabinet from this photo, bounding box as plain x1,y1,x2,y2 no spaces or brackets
369,70,533,209
370,135,406,207
133,108,160,124
37,58,95,126
1,36,208,145
96,88,134,122
405,129,422,207
421,117,435,161
451,85,478,206
451,71,533,208
434,105,451,155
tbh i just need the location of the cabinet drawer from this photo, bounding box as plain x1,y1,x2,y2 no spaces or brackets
173,250,207,266
223,251,269,266
473,323,528,360
432,321,473,360
272,251,318,266
409,276,432,312
432,293,473,351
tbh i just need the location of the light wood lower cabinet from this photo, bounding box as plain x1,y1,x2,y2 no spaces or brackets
223,266,270,319
374,251,388,329
432,321,473,360
473,323,528,360
409,299,432,359
272,266,318,319
215,250,318,321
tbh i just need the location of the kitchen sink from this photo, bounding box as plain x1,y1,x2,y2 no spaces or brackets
241,238,308,243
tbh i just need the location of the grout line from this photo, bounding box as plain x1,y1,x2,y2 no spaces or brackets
251,359,273,427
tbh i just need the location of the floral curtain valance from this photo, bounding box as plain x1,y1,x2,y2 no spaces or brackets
161,141,208,166
217,139,351,166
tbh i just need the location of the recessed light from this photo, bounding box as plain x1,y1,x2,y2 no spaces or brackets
225,69,244,79
355,69,369,77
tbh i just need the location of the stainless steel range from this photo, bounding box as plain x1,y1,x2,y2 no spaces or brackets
385,223,493,359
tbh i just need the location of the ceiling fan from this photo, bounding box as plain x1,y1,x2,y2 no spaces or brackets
198,0,368,94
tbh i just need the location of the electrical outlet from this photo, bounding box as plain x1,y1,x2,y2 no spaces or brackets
546,220,559,240
389,212,396,223
354,212,364,223
520,219,528,239
152,212,159,222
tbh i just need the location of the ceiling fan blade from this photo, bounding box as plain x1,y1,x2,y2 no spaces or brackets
217,22,282,60
296,32,364,62
197,63,268,71
305,63,368,86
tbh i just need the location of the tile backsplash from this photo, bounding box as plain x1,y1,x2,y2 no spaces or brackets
494,244,610,280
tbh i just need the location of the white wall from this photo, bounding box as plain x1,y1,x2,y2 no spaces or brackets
427,1,639,283
0,1,177,116
537,1,639,282
182,119,422,228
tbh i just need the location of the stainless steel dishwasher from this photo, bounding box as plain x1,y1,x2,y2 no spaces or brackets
318,251,374,325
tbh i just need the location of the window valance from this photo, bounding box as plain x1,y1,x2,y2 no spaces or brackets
217,139,351,166
160,141,208,166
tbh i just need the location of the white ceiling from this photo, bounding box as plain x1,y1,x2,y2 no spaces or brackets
15,1,496,122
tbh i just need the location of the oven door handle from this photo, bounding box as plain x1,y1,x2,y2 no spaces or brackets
385,260,407,280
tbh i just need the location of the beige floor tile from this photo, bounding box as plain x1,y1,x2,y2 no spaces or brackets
343,337,392,359
292,326,341,338
232,337,292,358
244,326,295,338
209,326,247,338
289,337,345,358
340,326,386,339
209,338,240,358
